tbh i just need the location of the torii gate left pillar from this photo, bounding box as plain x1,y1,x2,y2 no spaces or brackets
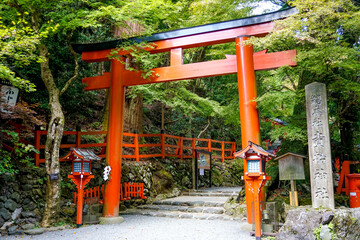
102,59,125,218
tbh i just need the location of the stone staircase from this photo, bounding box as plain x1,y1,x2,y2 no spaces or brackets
120,187,242,221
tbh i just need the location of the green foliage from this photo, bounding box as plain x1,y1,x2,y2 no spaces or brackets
249,0,360,157
0,130,38,176
110,41,166,79
313,224,322,240
0,13,38,91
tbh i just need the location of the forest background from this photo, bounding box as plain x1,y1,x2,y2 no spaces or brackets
0,0,359,226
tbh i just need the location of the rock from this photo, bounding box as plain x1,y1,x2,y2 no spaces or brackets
152,169,174,194
224,196,247,219
322,211,334,225
5,199,17,212
45,226,66,232
333,208,360,239
278,207,360,240
31,189,43,197
24,228,45,235
21,223,35,230
0,221,14,231
0,203,3,209
10,192,21,202
21,211,37,218
171,188,181,197
24,218,38,224
181,176,191,186
0,216,4,227
277,207,324,240
22,184,33,191
11,208,22,220
61,206,75,216
0,208,11,221
8,225,18,233
319,225,332,240
25,202,36,211
19,175,28,184
0,196,6,203
23,198,31,205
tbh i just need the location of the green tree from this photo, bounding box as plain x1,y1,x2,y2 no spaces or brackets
1,0,200,226
250,0,360,157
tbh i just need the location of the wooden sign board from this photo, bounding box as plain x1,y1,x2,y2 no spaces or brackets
195,150,212,189
276,153,305,180
197,150,211,170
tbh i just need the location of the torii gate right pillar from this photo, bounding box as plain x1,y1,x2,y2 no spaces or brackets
236,35,261,224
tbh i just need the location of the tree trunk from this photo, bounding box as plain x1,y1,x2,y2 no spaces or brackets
39,44,64,227
124,92,143,133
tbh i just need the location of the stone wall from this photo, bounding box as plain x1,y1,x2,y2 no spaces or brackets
0,158,243,235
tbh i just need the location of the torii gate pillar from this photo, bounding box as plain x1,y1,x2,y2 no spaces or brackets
236,36,262,224
103,59,125,217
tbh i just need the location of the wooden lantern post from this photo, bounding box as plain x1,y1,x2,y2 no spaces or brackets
234,141,276,240
65,148,101,227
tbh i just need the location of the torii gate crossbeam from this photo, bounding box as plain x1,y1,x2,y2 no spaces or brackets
72,7,297,227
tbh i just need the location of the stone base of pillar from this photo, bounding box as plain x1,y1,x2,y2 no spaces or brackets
99,216,125,225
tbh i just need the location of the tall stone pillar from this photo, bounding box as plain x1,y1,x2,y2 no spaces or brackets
305,82,335,209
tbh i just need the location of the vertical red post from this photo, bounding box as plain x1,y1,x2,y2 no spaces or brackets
34,128,40,166
236,35,261,225
208,139,211,153
161,129,165,159
76,188,84,227
179,135,184,160
221,141,225,162
252,181,262,240
134,131,140,162
103,59,125,218
192,135,196,159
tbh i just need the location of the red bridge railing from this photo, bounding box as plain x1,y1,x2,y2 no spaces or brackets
34,129,236,166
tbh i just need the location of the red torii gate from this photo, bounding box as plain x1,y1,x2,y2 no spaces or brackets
73,8,297,224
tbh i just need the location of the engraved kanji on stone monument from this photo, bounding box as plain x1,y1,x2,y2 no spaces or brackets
305,82,335,209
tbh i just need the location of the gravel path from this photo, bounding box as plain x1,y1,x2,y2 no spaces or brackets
1,215,254,240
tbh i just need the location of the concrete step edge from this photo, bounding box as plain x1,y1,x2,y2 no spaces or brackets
119,209,241,221
152,200,225,207
137,205,225,214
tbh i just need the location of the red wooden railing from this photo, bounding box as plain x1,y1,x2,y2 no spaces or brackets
74,185,104,205
34,130,236,166
124,182,146,199
74,183,145,204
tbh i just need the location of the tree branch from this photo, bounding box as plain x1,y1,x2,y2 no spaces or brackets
60,32,79,96
197,118,210,138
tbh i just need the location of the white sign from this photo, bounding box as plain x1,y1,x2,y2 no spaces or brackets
1,85,19,113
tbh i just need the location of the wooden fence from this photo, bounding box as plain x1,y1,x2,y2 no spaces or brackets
34,129,236,166
74,183,145,204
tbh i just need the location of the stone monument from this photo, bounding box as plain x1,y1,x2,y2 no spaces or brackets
305,82,335,209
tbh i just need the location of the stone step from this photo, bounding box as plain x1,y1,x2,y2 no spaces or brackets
185,187,241,195
120,210,241,221
152,196,228,207
182,192,235,197
137,204,225,214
